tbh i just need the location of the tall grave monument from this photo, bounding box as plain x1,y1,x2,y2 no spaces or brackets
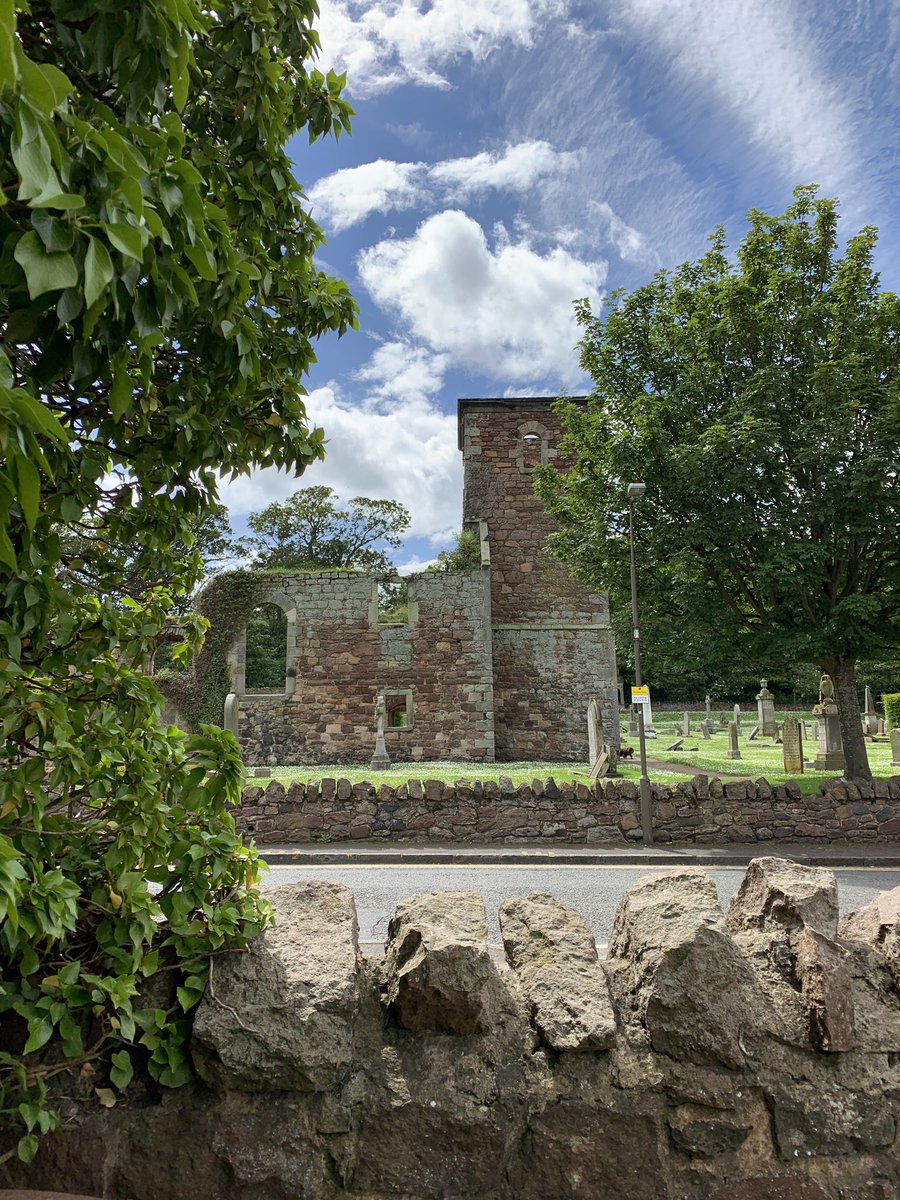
756,679,779,738
813,673,845,773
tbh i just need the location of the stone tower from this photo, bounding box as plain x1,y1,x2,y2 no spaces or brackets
459,397,619,760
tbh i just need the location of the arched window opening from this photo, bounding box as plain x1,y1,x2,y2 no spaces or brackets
245,602,288,691
516,424,549,472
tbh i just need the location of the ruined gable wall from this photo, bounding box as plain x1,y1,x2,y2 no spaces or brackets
460,400,619,759
237,570,495,764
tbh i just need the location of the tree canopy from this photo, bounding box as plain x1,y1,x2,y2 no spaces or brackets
1,0,354,1161
536,187,900,778
237,485,410,572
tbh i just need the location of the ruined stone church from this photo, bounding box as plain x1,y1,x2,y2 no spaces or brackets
232,398,619,765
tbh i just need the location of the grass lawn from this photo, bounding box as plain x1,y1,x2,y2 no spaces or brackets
245,717,896,797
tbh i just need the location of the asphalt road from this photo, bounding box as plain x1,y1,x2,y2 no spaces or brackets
264,863,900,951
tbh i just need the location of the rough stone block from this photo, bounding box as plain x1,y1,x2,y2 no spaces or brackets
607,870,762,1068
795,927,855,1051
192,881,360,1092
499,892,616,1052
726,857,838,939
839,886,900,991
382,890,508,1035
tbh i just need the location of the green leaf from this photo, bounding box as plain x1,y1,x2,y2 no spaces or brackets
12,137,59,204
13,231,77,299
23,1016,53,1054
103,222,146,261
109,372,132,422
110,1049,133,1090
31,193,86,211
84,237,114,309
17,1133,39,1164
15,48,72,113
11,451,40,531
32,211,75,253
0,0,17,89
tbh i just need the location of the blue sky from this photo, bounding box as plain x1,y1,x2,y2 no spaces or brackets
219,0,900,571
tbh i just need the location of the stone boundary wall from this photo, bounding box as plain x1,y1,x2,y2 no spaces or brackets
12,865,900,1199
236,773,900,845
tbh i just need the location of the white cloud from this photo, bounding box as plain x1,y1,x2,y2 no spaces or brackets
355,341,449,403
307,159,426,233
308,141,575,234
317,0,569,96
430,141,579,197
218,386,462,542
590,201,654,264
358,210,604,384
622,0,859,188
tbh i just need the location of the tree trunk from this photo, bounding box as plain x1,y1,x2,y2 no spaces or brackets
824,655,872,780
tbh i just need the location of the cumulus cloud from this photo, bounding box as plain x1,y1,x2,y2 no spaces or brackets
317,0,569,96
430,141,579,197
307,160,426,233
358,210,605,384
355,341,449,403
218,386,462,542
308,141,574,234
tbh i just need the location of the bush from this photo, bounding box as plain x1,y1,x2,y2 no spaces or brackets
884,693,900,732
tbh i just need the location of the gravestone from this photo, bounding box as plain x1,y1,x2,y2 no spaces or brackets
892,728,900,768
587,697,602,763
726,721,742,760
812,718,820,741
223,692,239,737
665,737,685,752
813,672,844,773
682,711,691,736
782,715,804,774
733,703,741,733
700,693,714,736
370,693,391,771
863,685,880,736
755,678,778,738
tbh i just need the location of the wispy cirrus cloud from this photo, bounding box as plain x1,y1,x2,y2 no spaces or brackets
307,141,577,234
317,0,570,95
358,209,604,384
621,0,860,190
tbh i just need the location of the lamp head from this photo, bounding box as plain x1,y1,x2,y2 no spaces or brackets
627,482,646,500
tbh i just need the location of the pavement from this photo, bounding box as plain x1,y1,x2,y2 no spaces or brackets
257,839,900,869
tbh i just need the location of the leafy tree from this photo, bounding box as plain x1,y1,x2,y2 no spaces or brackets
238,485,410,571
428,528,482,573
536,188,900,779
0,0,355,1162
61,501,238,611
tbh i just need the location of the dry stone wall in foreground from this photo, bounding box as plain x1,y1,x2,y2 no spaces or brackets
237,773,900,844
9,860,900,1199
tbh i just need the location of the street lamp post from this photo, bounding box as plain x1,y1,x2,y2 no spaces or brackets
627,482,653,845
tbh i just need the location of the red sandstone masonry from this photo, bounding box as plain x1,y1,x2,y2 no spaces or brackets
235,774,900,845
459,399,618,758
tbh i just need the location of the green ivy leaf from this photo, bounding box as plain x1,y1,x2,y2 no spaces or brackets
84,237,114,309
103,222,146,261
13,231,77,299
109,1049,133,1090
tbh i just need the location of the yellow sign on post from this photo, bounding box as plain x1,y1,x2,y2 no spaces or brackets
631,685,649,701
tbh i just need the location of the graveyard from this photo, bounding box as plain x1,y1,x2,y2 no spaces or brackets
243,707,898,797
